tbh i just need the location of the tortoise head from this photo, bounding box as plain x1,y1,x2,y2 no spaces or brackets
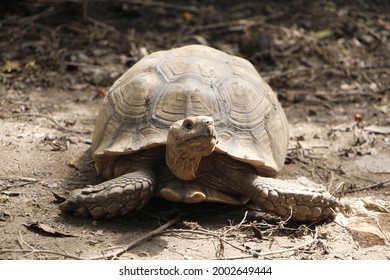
166,116,217,181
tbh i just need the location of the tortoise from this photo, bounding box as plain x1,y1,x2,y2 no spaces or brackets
59,45,341,222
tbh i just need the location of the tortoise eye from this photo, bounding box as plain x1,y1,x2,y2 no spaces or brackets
183,119,194,130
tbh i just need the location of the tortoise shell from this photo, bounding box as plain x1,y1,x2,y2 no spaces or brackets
91,45,289,177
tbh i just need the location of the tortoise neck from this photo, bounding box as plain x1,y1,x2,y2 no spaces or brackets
166,144,202,181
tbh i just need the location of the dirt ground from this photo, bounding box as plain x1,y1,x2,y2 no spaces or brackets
0,0,389,260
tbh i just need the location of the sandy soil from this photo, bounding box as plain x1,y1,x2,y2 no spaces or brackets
0,0,389,260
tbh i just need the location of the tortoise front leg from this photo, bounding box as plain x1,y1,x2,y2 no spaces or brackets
59,168,156,219
249,176,344,222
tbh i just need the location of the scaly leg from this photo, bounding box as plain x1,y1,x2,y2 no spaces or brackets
59,168,155,219
249,176,343,222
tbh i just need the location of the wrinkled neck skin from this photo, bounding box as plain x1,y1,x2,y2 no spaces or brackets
166,143,204,181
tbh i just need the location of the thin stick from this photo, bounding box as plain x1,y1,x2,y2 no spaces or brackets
189,16,264,33
222,211,248,236
346,179,390,194
0,175,37,182
0,249,83,260
89,213,184,260
374,218,390,245
6,230,83,260
237,211,248,228
120,0,200,13
167,228,221,238
17,230,34,250
166,229,248,254
0,176,37,192
214,227,319,260
331,182,346,196
1,181,35,192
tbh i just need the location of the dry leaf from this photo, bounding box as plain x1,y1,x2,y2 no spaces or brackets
311,29,333,39
24,222,77,237
2,60,21,73
346,218,387,247
251,225,263,239
183,11,193,21
92,87,107,98
336,197,390,247
52,191,67,203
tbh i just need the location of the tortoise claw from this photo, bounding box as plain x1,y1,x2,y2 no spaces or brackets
59,170,156,219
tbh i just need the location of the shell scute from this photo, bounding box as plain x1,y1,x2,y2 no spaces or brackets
92,45,289,176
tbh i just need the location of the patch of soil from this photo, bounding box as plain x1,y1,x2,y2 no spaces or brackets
0,0,389,260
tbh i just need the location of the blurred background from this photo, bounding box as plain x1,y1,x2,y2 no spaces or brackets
1,0,388,102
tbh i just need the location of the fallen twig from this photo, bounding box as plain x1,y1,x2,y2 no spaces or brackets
0,231,83,260
1,182,35,192
0,248,83,260
188,16,264,33
121,0,200,13
214,226,319,260
166,228,248,255
0,175,37,182
0,176,37,192
18,230,34,250
374,218,390,245
345,179,390,194
89,213,184,259
222,211,248,236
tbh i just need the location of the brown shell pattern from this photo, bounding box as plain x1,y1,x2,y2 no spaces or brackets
91,45,289,176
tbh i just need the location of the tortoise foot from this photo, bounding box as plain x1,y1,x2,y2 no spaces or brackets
59,170,155,219
251,176,343,222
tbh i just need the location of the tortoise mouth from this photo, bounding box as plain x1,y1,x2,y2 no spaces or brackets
176,135,217,157
182,134,217,146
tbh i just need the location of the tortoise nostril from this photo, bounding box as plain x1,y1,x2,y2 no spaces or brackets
206,120,214,126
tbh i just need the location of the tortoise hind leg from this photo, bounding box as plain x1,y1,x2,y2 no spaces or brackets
248,176,343,222
59,169,156,219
